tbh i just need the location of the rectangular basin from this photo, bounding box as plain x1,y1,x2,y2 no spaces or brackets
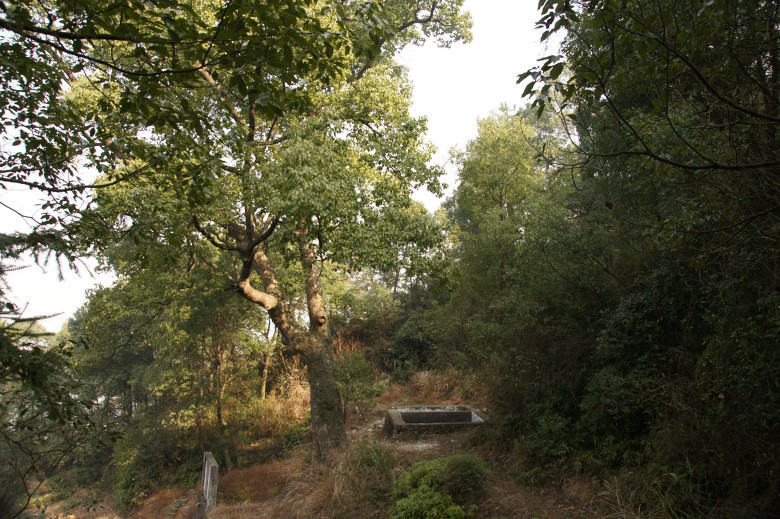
384,406,487,436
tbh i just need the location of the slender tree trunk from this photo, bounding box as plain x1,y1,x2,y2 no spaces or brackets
123,382,133,423
197,383,205,449
260,324,276,400
260,350,271,400
214,356,224,434
216,391,223,434
197,343,206,449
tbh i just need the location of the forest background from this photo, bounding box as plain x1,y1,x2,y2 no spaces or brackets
1,0,778,518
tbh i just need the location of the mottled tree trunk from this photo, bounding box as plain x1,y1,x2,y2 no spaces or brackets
213,211,345,460
233,238,344,460
298,228,345,458
304,331,345,459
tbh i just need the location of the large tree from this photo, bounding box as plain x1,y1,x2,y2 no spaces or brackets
2,0,470,462
71,1,470,458
0,0,389,467
1,0,389,266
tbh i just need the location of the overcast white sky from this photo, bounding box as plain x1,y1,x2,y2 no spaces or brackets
398,0,548,209
3,0,548,333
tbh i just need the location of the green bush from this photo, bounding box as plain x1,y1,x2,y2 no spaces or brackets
335,350,384,415
0,458,26,519
166,455,202,488
391,485,468,519
113,440,157,510
486,331,593,466
395,454,490,505
49,466,104,494
524,412,574,462
112,424,201,510
351,439,396,474
439,454,491,501
395,457,446,496
384,310,438,379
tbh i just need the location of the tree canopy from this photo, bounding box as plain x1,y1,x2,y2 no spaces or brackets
51,0,471,459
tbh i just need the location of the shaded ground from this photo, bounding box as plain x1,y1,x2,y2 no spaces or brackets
37,376,604,519
134,489,193,519
28,488,121,519
218,461,288,503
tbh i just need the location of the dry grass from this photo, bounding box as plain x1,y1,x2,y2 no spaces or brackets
333,331,365,357
219,462,287,503
44,368,607,519
133,488,189,519
278,357,310,395
478,479,536,519
273,356,311,422
231,356,311,439
212,501,273,519
408,369,489,407
478,475,606,519
596,476,653,519
562,476,599,509
279,457,338,518
376,382,407,405
375,368,489,409
213,438,403,519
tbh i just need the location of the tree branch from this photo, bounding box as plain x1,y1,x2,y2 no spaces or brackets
195,62,249,129
192,216,240,252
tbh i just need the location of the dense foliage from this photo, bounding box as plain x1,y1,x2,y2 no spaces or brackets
428,1,780,517
3,0,779,517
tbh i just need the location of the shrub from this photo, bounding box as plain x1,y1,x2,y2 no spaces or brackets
395,454,490,506
0,454,26,519
487,331,592,465
522,411,574,462
391,485,468,519
383,310,438,380
281,414,311,447
439,454,491,501
351,439,396,474
335,350,384,417
112,424,200,510
395,457,446,496
113,440,157,510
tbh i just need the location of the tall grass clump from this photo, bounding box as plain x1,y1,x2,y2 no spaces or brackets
335,440,398,504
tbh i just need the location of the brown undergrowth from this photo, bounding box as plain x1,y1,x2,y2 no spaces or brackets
376,369,488,409
213,439,405,519
219,462,288,503
134,489,192,519
38,369,606,519
206,370,602,519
